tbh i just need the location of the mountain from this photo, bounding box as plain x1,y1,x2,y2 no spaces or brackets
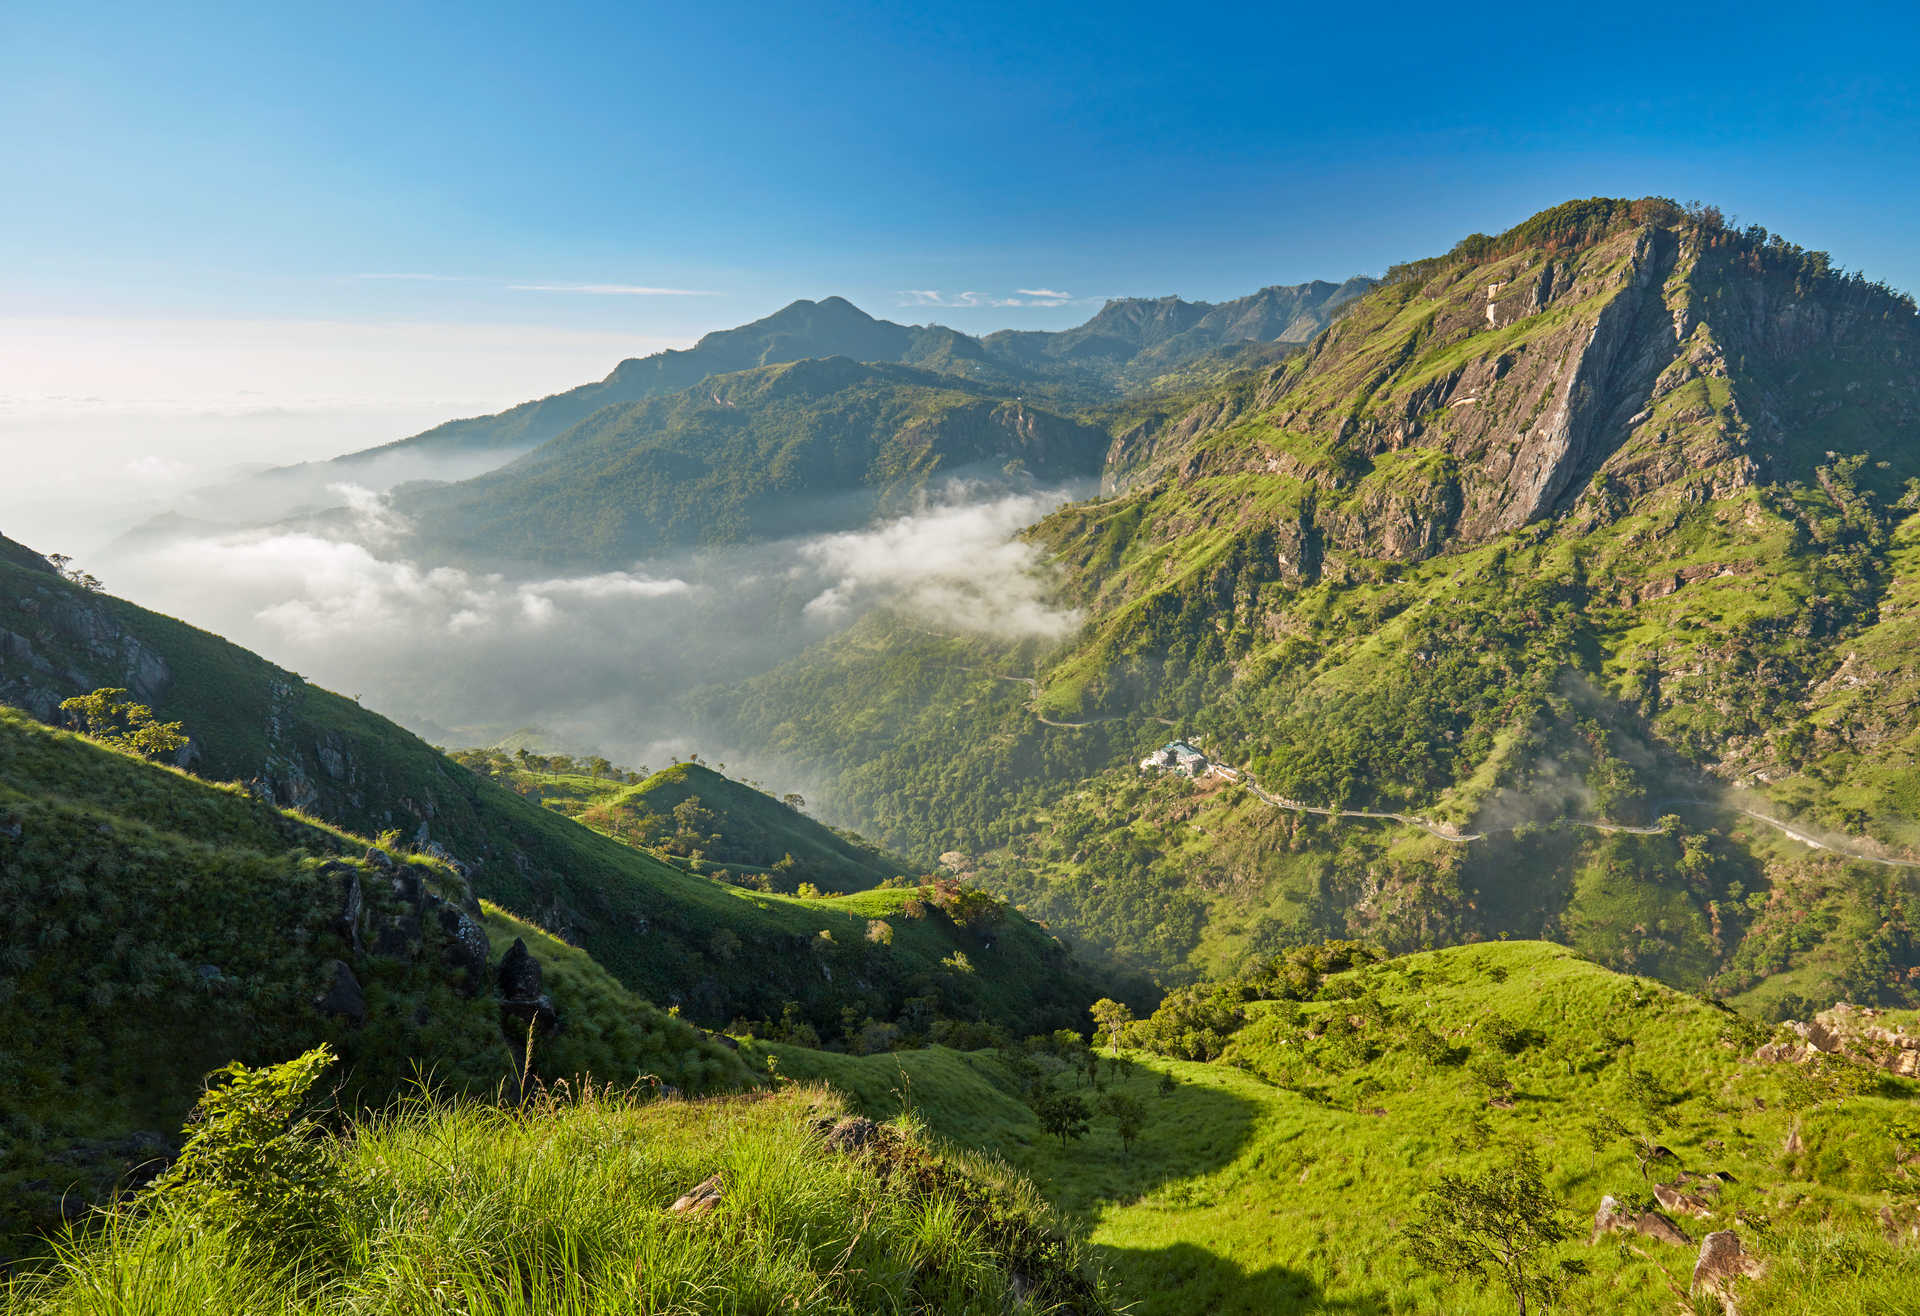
156,281,1374,538
392,357,1110,567
701,199,1920,1010
981,277,1376,380
0,531,1107,1038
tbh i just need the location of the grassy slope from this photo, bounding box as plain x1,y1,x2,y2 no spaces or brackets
5,1084,1110,1315
526,760,909,891
0,545,1102,1037
749,942,1920,1315
0,708,757,1239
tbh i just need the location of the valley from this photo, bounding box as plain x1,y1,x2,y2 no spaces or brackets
7,195,1920,1314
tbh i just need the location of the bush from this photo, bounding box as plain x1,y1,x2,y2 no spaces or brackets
148,1045,344,1263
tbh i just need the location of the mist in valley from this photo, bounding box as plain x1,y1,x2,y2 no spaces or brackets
76,462,1087,788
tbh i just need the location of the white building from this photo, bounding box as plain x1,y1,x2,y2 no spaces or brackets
1139,740,1209,777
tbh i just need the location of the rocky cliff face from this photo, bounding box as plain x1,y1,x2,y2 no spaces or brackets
1096,210,1916,574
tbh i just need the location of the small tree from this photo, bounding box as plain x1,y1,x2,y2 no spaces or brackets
150,1045,343,1262
1089,997,1135,1051
59,688,188,760
1104,1091,1148,1155
1032,1087,1090,1148
1402,1148,1587,1315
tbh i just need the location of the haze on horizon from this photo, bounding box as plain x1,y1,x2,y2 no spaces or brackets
5,2,1918,536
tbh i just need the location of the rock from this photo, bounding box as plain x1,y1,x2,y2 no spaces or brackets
1692,1230,1763,1299
1653,1182,1715,1219
497,937,544,1000
497,937,559,1066
330,865,366,954
314,959,366,1025
1592,1194,1691,1248
434,901,491,996
822,1116,879,1152
669,1173,723,1214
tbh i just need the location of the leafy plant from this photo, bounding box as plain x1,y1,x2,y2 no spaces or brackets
1402,1147,1587,1315
57,688,187,760
148,1045,344,1262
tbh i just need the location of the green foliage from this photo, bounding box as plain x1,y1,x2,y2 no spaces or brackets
11,1084,1110,1314
57,688,187,760
1031,1087,1091,1148
1101,1090,1147,1155
1402,1147,1587,1315
149,1046,343,1263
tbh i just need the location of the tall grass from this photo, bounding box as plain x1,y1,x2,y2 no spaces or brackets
5,1083,1106,1315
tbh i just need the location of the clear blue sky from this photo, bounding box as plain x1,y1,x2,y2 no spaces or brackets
4,1,1918,403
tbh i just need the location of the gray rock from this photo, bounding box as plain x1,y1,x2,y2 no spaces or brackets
314,959,366,1025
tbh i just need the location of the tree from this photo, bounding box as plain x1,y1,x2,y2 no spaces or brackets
1031,1087,1090,1148
59,688,188,760
1402,1148,1587,1315
1104,1091,1147,1155
46,553,103,592
1089,997,1135,1050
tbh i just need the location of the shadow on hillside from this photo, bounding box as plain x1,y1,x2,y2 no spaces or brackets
1044,1057,1268,1214
1101,1241,1389,1315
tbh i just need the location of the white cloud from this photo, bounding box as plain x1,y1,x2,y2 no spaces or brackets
509,283,721,296
897,288,1082,310
799,490,1081,639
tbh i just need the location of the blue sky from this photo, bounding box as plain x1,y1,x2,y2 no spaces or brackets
4,0,1919,422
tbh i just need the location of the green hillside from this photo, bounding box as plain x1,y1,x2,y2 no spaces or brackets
5,1075,1111,1314
747,941,1920,1314
453,752,908,893
703,200,1920,1009
574,762,906,891
0,707,749,1242
0,535,1108,1039
396,357,1109,567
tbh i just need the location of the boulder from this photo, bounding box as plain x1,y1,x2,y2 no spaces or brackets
669,1173,723,1214
1691,1230,1763,1302
823,1116,879,1152
435,901,491,996
1592,1194,1690,1248
314,959,367,1025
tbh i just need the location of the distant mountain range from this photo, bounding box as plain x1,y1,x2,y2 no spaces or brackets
156,278,1375,533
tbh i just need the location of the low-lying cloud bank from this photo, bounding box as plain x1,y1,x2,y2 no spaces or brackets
92,483,1082,765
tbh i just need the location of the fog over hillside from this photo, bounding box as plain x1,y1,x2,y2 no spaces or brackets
85,477,1085,771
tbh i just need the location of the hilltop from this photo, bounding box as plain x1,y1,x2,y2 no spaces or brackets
475,755,909,892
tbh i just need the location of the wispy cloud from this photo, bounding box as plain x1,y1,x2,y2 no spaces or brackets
509,283,721,296
899,288,1080,309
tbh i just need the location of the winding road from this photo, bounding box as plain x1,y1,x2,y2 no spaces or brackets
964,663,1920,869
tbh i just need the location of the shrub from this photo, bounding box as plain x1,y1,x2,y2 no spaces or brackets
148,1045,344,1263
